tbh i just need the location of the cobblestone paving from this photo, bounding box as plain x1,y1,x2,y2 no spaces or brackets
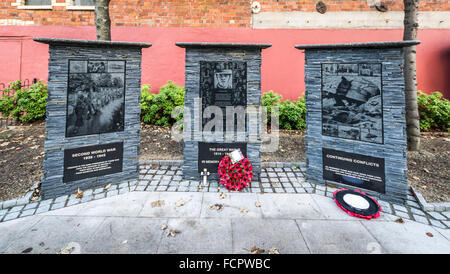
0,162,449,230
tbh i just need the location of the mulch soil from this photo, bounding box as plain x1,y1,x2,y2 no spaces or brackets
0,121,448,203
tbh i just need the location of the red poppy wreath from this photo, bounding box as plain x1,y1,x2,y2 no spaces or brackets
218,153,253,191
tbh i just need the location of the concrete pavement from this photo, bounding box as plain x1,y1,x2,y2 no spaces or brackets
0,191,449,254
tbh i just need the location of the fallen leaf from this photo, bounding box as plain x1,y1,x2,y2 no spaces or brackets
250,246,265,254
57,245,74,254
210,204,224,211
151,200,165,208
121,240,128,244
255,202,261,207
240,207,249,214
161,224,167,230
268,248,279,254
104,183,112,190
423,168,430,174
175,199,185,207
167,229,181,237
198,184,204,190
21,247,33,253
74,188,83,199
0,142,9,147
394,217,404,223
219,192,227,199
426,232,433,237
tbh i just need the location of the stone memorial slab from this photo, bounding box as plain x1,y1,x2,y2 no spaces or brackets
34,38,151,199
295,41,420,203
176,43,271,180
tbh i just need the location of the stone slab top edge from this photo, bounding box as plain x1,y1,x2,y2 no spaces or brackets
33,37,152,48
294,40,420,50
175,42,272,49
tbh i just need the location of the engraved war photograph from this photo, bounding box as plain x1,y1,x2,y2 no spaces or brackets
321,63,383,144
66,60,126,137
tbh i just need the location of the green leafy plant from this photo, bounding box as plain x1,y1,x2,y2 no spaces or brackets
140,81,185,126
417,91,450,132
0,80,47,122
278,96,306,130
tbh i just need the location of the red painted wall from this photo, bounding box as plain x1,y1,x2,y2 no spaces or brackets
0,26,449,99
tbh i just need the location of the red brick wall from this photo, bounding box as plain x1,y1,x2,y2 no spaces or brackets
1,0,449,27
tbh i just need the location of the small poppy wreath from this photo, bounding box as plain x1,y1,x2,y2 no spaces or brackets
218,154,253,191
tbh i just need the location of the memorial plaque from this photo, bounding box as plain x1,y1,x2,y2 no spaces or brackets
66,59,126,137
200,61,247,132
321,63,383,144
63,142,123,183
322,148,385,193
198,142,247,173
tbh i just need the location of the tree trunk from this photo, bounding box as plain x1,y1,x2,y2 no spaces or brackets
403,0,420,151
95,0,111,41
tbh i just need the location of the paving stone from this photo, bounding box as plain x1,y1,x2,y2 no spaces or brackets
295,188,306,193
94,193,106,200
159,180,170,186
149,180,159,186
172,176,182,181
443,221,450,228
406,200,420,208
54,195,68,204
23,202,38,211
9,205,24,213
49,202,65,211
395,211,410,220
316,190,325,196
262,188,274,193
67,198,82,207
147,169,157,174
156,170,166,175
146,186,157,192
134,185,146,191
410,207,425,216
20,208,36,218
167,186,178,192
106,190,119,197
2,211,20,222
304,188,314,193
429,219,447,229
153,175,162,180
161,175,173,181
427,212,447,221
143,175,153,180
280,177,290,183
393,204,408,213
278,173,287,177
412,215,430,225
285,188,296,193
268,172,277,178
165,171,175,175
316,185,326,191
381,206,393,214
93,188,104,194
156,185,168,191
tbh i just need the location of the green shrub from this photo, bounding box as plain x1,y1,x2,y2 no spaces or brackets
0,80,47,122
262,90,306,130
140,81,185,126
417,91,450,132
278,96,306,130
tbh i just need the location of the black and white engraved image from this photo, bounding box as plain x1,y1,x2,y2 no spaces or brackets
66,60,125,137
321,63,383,144
214,69,233,89
200,61,247,132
